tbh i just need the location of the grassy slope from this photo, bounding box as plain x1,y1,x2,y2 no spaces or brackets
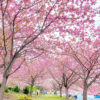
5,93,74,100
32,95,74,100
32,95,66,100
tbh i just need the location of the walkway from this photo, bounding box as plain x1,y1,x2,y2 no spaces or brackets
77,94,100,100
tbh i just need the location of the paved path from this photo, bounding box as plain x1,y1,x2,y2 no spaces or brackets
62,93,100,100
77,95,100,100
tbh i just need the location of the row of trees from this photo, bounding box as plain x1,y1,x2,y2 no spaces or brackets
47,43,100,100
0,0,99,100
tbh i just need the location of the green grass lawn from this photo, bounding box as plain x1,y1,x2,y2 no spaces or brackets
32,95,66,100
5,93,74,100
32,95,74,100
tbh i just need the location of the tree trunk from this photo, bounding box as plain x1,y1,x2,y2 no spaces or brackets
30,79,34,97
0,75,8,100
65,88,69,100
83,86,88,100
30,84,34,96
59,87,62,97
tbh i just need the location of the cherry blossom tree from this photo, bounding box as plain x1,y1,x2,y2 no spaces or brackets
16,56,47,96
48,65,64,97
0,0,98,100
61,64,79,100
68,43,100,100
0,0,62,99
47,57,79,100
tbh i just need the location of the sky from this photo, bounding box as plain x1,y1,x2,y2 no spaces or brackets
94,0,100,27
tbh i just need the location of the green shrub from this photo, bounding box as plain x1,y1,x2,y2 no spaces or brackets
33,86,40,92
23,86,30,94
13,86,20,93
5,87,9,93
8,87,12,91
0,83,1,87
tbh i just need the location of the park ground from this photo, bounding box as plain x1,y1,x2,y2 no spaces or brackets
4,93,100,100
4,93,74,100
